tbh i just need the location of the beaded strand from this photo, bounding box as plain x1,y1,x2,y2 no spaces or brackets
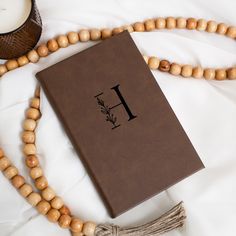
0,17,235,80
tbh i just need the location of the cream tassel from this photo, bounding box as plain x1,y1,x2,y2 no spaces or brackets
95,202,185,236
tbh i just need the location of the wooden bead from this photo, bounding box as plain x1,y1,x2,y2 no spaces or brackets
37,200,51,215
23,119,37,131
47,209,61,222
57,35,69,48
155,18,166,29
0,157,11,171
215,69,226,80
25,155,39,168
187,18,197,30
42,187,56,201
35,86,40,98
72,232,83,236
67,32,79,44
27,192,42,206
23,144,36,156
159,60,171,72
181,65,193,77
59,205,71,215
27,50,40,63
166,17,176,29
26,108,40,120
37,44,49,57
197,19,207,31
101,29,112,39
226,26,236,38
70,218,84,233
4,166,18,179
90,29,101,41
144,19,155,31
17,56,29,67
51,197,64,209
11,175,25,188
133,22,145,32
47,39,59,52
79,30,90,42
82,222,97,236
112,27,123,35
170,63,181,76
176,17,186,29
0,65,7,77
148,57,160,69
123,25,134,33
143,55,149,64
22,131,35,144
217,23,228,35
227,68,236,80
30,98,40,109
192,67,204,79
204,69,215,80
206,21,217,33
30,167,43,179
6,60,18,71
19,184,33,197
0,148,4,158
59,214,72,228
35,176,48,190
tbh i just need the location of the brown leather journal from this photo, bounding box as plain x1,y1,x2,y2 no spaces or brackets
36,31,204,218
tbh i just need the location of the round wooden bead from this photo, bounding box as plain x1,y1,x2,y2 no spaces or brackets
192,67,204,79
59,214,72,228
37,200,51,215
159,60,171,72
79,30,90,42
4,166,18,179
226,26,236,38
187,18,197,30
144,19,155,31
35,176,48,190
101,29,112,39
133,22,145,32
22,131,35,144
170,63,181,76
166,17,176,29
47,39,59,52
23,144,36,156
67,32,79,44
204,69,215,80
30,98,40,109
57,35,69,48
197,19,207,31
215,69,226,80
0,65,8,77
25,155,39,168
227,68,236,80
11,175,25,188
51,197,64,209
17,56,29,67
26,108,40,120
0,148,4,158
23,119,36,131
217,23,228,35
148,57,160,70
47,209,61,222
37,44,49,57
112,27,123,35
19,184,33,197
176,17,186,29
181,65,193,77
6,60,18,71
70,218,84,233
42,187,56,201
0,157,11,171
155,18,166,29
30,167,43,179
59,205,71,215
123,25,134,33
27,192,42,206
90,29,101,41
27,50,40,63
206,21,217,33
82,222,97,236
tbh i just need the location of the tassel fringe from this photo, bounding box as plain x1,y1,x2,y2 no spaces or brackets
95,202,186,236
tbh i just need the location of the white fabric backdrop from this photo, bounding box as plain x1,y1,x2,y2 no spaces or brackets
0,0,236,235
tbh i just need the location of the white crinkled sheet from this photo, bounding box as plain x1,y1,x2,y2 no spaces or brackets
0,0,236,235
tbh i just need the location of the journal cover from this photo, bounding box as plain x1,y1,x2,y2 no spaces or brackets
36,31,204,218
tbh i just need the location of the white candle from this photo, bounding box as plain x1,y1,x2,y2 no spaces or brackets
0,0,32,34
